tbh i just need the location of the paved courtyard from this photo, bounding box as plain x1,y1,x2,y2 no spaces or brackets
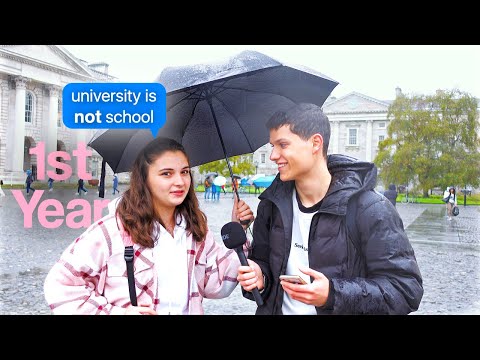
0,187,479,315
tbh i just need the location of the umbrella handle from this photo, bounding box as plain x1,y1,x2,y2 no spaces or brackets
230,185,251,227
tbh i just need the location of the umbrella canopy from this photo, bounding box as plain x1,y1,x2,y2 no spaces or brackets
213,176,226,187
247,174,266,185
240,177,250,186
88,50,338,198
253,175,276,188
204,172,218,178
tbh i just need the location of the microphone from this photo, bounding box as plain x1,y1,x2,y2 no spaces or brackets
221,222,264,307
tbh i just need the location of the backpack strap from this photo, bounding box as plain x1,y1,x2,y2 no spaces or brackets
124,246,137,306
346,193,364,269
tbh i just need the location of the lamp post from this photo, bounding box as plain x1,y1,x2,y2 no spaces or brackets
254,161,258,174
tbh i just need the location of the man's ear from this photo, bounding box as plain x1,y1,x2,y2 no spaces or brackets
311,133,324,155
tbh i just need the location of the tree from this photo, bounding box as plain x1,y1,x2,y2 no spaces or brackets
375,89,480,197
198,155,255,179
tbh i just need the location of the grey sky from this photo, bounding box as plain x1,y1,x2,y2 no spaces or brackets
63,45,480,101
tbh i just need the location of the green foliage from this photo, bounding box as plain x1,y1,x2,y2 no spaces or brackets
198,155,256,179
375,89,480,196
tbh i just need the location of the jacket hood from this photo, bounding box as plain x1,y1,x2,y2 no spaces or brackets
259,154,377,215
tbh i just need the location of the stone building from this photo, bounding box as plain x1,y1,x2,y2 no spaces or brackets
249,90,396,178
0,45,114,185
324,91,394,162
0,45,418,189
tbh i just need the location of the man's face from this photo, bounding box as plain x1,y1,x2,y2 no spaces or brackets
269,125,318,182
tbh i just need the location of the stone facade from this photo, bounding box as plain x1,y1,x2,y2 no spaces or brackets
0,45,115,185
323,91,392,162
233,91,395,180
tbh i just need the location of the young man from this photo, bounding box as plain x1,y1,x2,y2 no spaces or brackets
238,103,423,315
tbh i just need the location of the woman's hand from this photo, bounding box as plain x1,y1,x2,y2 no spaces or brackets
237,259,264,292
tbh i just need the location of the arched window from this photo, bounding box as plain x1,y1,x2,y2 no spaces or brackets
25,92,33,123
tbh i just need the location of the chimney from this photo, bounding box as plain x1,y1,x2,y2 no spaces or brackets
395,87,402,97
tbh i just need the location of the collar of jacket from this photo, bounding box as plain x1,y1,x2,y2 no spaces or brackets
259,154,377,216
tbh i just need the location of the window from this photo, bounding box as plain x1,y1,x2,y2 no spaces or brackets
348,128,358,146
25,92,33,123
379,135,385,142
261,153,266,163
378,122,386,129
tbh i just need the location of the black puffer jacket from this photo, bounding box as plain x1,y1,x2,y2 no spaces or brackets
243,154,423,314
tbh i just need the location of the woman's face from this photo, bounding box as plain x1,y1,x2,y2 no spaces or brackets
146,150,191,211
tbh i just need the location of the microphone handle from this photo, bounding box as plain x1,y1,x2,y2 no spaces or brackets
236,248,264,307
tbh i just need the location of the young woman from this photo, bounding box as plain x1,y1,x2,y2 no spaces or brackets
445,187,457,220
44,137,254,315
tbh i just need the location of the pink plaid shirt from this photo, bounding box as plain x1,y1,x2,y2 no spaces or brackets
44,213,250,315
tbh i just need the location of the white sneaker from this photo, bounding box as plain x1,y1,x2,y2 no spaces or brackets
448,217,452,221
49,188,53,192
76,193,79,196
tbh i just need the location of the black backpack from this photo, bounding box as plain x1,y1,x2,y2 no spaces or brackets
0,180,3,186
346,191,386,276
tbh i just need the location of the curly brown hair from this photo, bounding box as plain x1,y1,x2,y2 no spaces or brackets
116,137,207,247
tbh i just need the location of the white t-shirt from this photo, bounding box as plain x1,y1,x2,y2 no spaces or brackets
444,190,456,204
153,215,189,315
282,188,318,315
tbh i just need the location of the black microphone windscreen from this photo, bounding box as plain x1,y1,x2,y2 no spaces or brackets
221,222,247,249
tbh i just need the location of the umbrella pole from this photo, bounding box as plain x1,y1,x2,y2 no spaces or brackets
99,159,106,198
206,96,241,201
207,97,251,227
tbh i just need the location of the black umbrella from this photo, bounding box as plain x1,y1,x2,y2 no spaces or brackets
88,50,338,199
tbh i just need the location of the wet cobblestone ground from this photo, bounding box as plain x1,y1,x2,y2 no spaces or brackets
0,187,479,315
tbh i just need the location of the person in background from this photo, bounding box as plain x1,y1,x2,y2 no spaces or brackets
76,178,88,196
232,178,239,193
383,183,398,207
204,176,212,200
113,174,120,195
44,136,254,315
211,180,218,201
48,177,54,192
442,186,450,216
0,179,5,197
25,170,35,196
237,103,423,315
444,186,457,221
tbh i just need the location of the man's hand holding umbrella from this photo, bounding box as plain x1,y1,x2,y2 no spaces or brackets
231,193,254,230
